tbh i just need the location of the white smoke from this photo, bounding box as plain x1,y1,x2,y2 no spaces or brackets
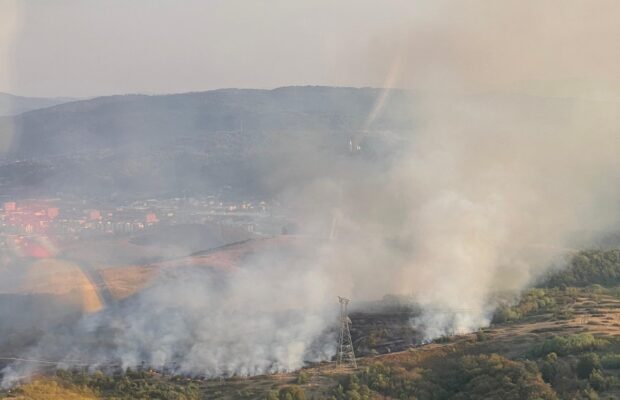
2,246,338,386
9,94,619,386
3,89,620,389
316,93,620,337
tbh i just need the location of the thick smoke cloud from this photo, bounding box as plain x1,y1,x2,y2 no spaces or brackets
5,90,618,385
324,94,620,337
310,0,620,335
353,0,620,94
2,245,337,385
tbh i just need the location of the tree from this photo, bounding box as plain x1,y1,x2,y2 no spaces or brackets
297,370,310,384
588,369,608,391
278,386,306,400
577,353,601,379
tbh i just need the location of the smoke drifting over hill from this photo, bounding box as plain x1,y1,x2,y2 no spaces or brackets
5,92,618,385
315,0,620,336
2,0,620,387
329,94,620,336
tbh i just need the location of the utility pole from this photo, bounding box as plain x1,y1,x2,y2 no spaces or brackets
337,296,357,369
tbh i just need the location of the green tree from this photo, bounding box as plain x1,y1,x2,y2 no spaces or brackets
297,370,310,384
577,353,601,379
278,385,306,400
588,369,608,391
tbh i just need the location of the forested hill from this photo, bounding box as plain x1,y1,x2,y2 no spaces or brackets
0,87,611,199
1,86,414,160
544,249,620,288
0,86,415,198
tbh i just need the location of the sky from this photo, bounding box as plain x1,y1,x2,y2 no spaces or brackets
1,0,620,98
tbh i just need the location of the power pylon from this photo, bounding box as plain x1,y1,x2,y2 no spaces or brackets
337,296,357,369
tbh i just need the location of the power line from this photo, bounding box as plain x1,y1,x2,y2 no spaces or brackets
0,357,89,366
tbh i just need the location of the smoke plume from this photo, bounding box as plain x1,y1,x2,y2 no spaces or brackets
327,94,620,337
2,243,338,385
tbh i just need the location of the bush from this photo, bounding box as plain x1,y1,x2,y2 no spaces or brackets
349,355,557,400
296,370,310,384
492,289,558,323
588,369,609,391
493,306,522,323
577,353,601,379
532,334,608,357
265,391,279,400
583,387,599,400
601,354,620,369
476,330,490,342
540,353,558,383
277,386,306,400
544,249,620,288
48,369,202,400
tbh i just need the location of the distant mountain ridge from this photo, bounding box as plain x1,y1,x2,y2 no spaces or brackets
0,92,76,117
2,85,610,200
0,86,415,199
2,86,413,159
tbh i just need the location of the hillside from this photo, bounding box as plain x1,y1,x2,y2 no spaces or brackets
3,87,414,159
0,92,75,117
5,249,620,399
0,86,414,198
1,87,617,200
4,285,620,400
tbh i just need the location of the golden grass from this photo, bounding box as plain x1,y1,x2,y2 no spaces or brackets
17,259,103,313
5,379,98,400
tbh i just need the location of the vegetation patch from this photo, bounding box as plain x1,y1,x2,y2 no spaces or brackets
531,333,609,357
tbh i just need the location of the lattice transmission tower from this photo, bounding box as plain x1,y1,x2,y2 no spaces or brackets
337,296,357,369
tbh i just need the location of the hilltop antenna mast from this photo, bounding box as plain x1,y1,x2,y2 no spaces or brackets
337,296,357,369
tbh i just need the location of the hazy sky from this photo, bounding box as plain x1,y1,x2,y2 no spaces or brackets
1,0,619,97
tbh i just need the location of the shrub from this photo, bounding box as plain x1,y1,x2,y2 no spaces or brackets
544,249,620,288
492,289,558,323
532,334,608,357
265,390,279,400
601,354,620,369
476,330,490,342
583,387,599,400
577,353,601,379
296,370,310,384
277,385,306,400
349,355,556,400
540,353,558,383
588,369,609,391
